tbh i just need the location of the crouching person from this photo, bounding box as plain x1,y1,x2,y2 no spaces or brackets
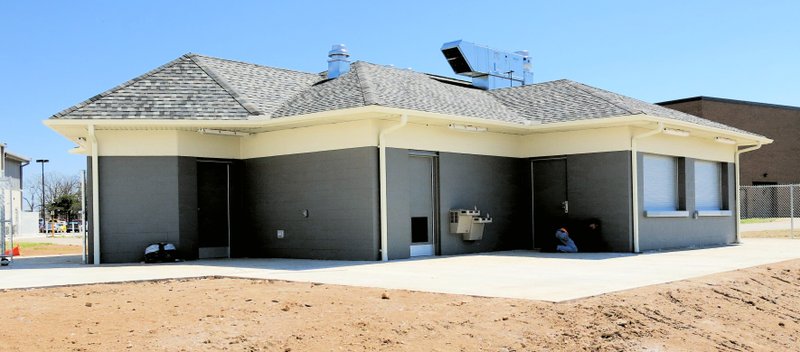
555,228,578,253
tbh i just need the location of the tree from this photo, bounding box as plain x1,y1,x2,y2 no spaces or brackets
23,172,82,220
50,193,81,222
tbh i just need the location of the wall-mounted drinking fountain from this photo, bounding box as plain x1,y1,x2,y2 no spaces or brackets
449,207,493,241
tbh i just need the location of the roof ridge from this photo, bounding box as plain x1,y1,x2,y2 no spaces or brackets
566,81,642,115
189,55,262,115
351,62,378,106
50,53,196,119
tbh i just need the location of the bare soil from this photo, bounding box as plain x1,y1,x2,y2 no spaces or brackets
2,260,800,351
11,242,82,256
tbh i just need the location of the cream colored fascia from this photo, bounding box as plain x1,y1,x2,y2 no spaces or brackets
44,106,381,130
43,108,774,144
43,106,385,154
367,106,534,135
632,115,771,146
524,114,653,133
523,114,770,145
44,108,771,156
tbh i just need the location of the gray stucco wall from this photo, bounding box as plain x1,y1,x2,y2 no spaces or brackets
5,159,23,183
95,156,183,263
637,153,737,251
386,148,531,259
243,147,380,260
86,156,242,263
385,148,412,259
564,152,633,252
438,152,531,255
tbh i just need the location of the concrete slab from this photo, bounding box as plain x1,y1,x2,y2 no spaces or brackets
1,238,799,302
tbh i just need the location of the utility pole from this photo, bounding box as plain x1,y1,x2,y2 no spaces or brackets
35,159,48,233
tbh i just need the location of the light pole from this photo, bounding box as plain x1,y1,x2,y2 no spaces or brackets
35,159,48,233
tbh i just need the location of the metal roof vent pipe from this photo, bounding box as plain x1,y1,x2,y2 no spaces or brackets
327,44,351,79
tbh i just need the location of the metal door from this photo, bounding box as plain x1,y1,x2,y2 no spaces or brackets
197,161,231,259
408,154,437,257
532,158,568,249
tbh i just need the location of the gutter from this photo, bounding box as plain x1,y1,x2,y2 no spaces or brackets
734,143,762,243
630,122,664,253
88,125,100,265
378,114,408,261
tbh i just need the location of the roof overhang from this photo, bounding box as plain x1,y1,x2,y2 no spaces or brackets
523,113,772,146
4,151,30,163
44,106,772,153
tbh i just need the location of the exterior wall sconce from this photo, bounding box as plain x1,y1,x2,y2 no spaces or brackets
714,137,736,145
197,128,250,137
662,128,690,137
448,123,487,133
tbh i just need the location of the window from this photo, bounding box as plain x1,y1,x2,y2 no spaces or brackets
695,160,722,211
695,160,732,217
643,154,679,211
642,154,688,217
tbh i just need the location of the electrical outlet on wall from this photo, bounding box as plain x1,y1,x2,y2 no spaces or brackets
277,230,285,239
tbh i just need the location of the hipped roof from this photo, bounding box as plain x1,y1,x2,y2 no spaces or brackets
50,53,763,138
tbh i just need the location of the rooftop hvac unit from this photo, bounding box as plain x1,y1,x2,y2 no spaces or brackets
441,40,533,90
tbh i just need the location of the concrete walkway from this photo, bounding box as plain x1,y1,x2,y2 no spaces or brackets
1,238,799,302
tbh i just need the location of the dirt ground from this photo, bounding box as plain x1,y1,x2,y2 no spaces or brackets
2,260,799,352
9,241,82,256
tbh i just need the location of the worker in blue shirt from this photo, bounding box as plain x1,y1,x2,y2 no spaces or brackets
555,227,578,253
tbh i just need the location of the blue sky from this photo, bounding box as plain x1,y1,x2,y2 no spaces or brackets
2,1,798,176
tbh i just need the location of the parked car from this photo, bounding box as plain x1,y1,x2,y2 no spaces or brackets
47,220,67,233
67,221,82,233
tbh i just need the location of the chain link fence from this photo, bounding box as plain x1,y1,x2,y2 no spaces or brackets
740,185,799,238
1,177,18,262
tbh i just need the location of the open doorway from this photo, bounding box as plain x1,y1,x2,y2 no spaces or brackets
197,161,231,259
531,158,568,249
408,152,439,257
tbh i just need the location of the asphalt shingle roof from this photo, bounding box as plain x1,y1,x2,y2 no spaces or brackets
356,62,527,123
49,53,762,137
489,80,759,135
271,64,368,118
52,55,251,120
191,55,321,117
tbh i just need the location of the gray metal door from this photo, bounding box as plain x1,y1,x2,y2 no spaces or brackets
408,154,437,256
197,161,231,259
532,158,568,249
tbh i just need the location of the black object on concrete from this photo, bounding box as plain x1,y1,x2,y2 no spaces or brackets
144,242,180,263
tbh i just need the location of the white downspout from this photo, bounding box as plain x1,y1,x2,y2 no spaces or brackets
378,114,408,261
88,125,101,265
630,121,664,253
734,143,762,243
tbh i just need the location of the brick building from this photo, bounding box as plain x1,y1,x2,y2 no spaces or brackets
659,97,800,186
